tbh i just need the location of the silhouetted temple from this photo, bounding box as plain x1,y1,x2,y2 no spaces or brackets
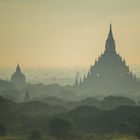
24,90,31,102
74,25,139,96
11,64,26,89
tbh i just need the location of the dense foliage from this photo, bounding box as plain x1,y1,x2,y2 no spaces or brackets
0,95,140,139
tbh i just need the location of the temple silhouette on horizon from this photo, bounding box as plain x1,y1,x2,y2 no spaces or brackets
8,25,140,98
11,64,26,89
74,25,139,96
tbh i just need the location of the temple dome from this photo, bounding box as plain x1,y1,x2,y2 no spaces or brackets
11,64,26,89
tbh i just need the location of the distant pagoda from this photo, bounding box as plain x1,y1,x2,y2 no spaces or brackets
74,25,139,95
11,64,26,89
24,90,31,102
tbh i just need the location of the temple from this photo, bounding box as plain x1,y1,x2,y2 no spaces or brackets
74,25,139,96
24,90,31,102
11,64,26,89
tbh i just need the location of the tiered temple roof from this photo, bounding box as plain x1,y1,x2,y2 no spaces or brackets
74,25,139,93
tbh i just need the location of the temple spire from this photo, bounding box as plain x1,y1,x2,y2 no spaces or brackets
108,24,113,38
75,71,79,86
24,90,31,102
105,24,116,52
16,63,21,73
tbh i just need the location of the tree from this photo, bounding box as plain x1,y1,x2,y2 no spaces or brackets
116,121,131,134
49,117,74,139
29,129,42,140
0,123,6,136
135,123,140,139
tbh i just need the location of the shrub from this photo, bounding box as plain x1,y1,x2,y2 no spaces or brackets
49,117,74,139
29,129,42,140
0,123,6,137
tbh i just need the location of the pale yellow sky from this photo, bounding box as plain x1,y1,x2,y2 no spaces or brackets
0,0,140,67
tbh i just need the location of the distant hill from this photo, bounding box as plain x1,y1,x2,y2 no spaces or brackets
18,101,67,115
33,96,66,106
62,105,140,133
67,105,102,119
65,96,136,111
0,96,16,111
100,95,136,110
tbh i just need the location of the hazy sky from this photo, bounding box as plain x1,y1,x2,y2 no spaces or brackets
0,0,140,67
